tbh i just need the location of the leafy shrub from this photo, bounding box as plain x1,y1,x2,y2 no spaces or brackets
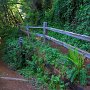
66,49,87,85
3,36,36,70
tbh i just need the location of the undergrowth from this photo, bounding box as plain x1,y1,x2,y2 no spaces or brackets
3,34,89,90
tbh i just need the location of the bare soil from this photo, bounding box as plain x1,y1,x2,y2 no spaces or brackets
0,60,34,90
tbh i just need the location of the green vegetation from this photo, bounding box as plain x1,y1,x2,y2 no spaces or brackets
0,0,90,50
18,0,90,52
0,0,90,51
0,0,90,90
3,34,88,89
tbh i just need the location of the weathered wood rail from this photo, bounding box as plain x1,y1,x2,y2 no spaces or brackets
21,22,90,59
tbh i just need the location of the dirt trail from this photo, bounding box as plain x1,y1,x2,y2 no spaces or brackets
0,60,34,90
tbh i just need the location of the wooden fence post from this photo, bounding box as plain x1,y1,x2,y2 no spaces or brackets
0,37,1,44
26,25,30,38
43,22,48,43
18,37,23,47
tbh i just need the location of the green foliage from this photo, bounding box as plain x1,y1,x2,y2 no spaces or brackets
3,34,88,89
19,0,90,52
1,0,90,89
3,36,35,70
80,68,87,86
0,0,90,52
75,4,90,35
66,49,87,85
68,49,84,69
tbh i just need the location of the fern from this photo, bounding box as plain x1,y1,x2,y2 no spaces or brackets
80,68,87,86
67,49,87,85
68,49,84,69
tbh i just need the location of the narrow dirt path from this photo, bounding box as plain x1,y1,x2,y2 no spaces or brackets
0,38,35,90
0,60,34,90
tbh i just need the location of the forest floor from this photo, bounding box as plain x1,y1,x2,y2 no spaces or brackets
0,58,90,90
0,60,35,90
0,39,90,90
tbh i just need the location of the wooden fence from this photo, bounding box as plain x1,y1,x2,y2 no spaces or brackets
21,22,90,59
0,37,1,44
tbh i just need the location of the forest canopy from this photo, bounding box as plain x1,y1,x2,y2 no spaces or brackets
0,0,90,33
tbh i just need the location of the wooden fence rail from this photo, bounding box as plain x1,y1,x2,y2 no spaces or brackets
21,22,90,59
46,27,90,42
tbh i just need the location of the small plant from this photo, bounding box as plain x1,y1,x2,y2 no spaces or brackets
68,49,84,69
49,75,60,90
67,49,87,86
